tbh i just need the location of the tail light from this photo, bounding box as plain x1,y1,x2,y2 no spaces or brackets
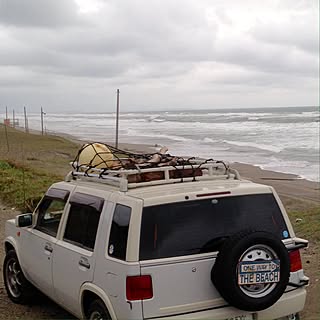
289,249,302,272
126,275,153,301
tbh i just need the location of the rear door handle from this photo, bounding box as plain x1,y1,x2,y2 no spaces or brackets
79,257,90,269
44,243,53,253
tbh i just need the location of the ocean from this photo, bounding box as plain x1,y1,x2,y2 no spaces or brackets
3,106,320,182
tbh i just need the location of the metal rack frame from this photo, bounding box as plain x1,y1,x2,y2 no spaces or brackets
65,160,241,192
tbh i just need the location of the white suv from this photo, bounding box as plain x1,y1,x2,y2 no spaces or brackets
3,158,309,319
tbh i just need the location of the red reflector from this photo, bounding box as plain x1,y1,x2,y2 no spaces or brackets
196,191,231,198
289,250,302,272
126,275,153,301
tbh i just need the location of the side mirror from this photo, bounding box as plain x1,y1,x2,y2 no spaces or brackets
15,213,33,228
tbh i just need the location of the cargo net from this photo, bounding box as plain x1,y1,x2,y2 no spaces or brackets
71,142,229,182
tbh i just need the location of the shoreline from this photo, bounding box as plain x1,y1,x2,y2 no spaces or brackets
4,125,320,204
53,129,320,205
16,124,320,184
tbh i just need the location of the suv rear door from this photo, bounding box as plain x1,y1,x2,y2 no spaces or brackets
139,193,289,318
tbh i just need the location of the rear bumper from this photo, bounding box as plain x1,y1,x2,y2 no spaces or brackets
149,288,306,320
256,288,306,319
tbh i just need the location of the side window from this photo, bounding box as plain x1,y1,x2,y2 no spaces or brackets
35,198,66,237
63,193,104,251
108,204,131,260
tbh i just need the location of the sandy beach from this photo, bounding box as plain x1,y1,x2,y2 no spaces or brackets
0,125,319,319
232,162,319,204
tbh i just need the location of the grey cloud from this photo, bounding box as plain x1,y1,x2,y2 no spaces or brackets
0,66,42,88
0,46,133,78
0,0,216,80
0,0,80,27
0,0,318,111
213,37,318,79
251,18,319,56
54,0,216,62
209,66,311,88
123,61,193,80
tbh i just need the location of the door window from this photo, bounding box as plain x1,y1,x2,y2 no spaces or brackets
108,204,132,260
35,197,67,237
63,193,104,251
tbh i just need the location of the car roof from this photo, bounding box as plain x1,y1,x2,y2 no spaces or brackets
53,178,273,207
127,179,273,206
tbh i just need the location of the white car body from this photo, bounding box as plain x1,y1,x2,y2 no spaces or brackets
4,162,308,320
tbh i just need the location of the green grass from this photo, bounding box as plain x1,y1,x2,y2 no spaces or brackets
0,124,80,176
0,125,80,211
288,206,320,242
0,160,61,212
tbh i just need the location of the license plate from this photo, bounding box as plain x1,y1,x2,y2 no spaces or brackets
238,260,280,285
224,314,253,320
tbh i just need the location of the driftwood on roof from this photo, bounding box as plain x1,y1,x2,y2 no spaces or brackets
72,142,228,183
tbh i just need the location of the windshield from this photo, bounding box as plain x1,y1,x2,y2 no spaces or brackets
140,193,288,260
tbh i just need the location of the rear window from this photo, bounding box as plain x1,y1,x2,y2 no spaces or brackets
140,194,289,260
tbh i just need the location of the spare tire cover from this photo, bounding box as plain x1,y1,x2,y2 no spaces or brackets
211,230,290,311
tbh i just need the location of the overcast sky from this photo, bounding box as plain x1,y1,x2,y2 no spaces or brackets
0,0,319,112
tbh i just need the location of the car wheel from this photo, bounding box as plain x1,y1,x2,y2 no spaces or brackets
88,299,111,320
3,250,36,304
211,230,290,311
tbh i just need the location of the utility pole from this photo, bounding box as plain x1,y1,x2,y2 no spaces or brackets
24,106,29,133
41,107,46,135
115,89,120,148
12,109,15,128
5,106,9,125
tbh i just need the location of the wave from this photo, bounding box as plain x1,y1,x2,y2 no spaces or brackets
203,137,217,143
6,108,318,181
258,158,319,182
125,129,193,143
223,140,283,153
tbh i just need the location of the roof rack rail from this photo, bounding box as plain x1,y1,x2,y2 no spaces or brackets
65,159,241,192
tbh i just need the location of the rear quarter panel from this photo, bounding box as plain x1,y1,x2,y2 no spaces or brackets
91,193,144,319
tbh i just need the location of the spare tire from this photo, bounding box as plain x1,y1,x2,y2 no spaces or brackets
211,230,290,311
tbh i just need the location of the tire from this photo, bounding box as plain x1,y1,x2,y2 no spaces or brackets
211,230,290,311
3,250,36,304
87,299,111,320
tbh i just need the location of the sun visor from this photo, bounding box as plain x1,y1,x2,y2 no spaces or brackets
46,188,70,201
69,192,104,212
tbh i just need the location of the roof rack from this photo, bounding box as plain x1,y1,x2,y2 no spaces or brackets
65,159,241,192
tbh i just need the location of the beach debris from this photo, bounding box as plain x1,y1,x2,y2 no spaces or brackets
74,142,198,171
147,146,168,164
71,142,228,183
